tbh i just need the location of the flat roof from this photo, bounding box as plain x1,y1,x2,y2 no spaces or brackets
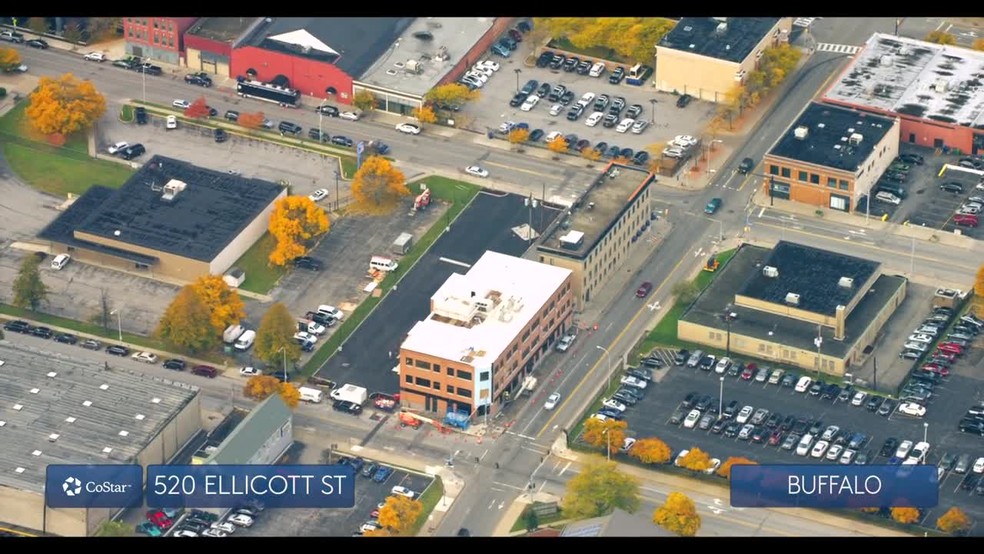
0,341,199,493
186,17,258,43
737,240,880,317
48,156,283,262
401,251,572,367
768,102,895,172
537,164,654,260
242,17,414,78
824,33,984,127
658,17,780,64
682,244,905,359
358,17,496,98
206,395,290,465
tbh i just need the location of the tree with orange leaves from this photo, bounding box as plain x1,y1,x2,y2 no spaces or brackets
582,417,627,458
26,74,107,136
350,155,410,215
0,47,21,72
716,456,757,480
267,196,330,267
629,437,672,464
243,375,301,408
547,136,569,153
412,105,437,124
238,111,265,131
184,96,211,119
190,274,246,336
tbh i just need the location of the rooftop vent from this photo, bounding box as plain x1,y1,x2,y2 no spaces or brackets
99,384,109,390
118,430,129,437
161,179,187,202
838,276,855,288
762,265,779,278
933,78,948,93
715,22,728,34
12,404,23,411
102,447,113,454
46,371,57,378
793,126,809,139
29,388,39,394
82,400,92,407
135,414,146,421
817,123,825,129
151,397,162,404
0,421,5,427
849,133,863,145
65,416,76,423
785,292,801,306
559,230,585,250
14,467,24,473
31,450,42,457
48,433,59,442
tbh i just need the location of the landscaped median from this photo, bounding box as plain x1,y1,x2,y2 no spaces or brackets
409,476,444,536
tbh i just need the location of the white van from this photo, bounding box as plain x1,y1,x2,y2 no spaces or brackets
369,255,398,272
298,387,323,403
796,434,815,457
234,330,256,350
51,254,71,270
794,376,813,393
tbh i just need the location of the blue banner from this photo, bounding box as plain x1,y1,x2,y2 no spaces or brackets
146,465,355,508
731,464,938,508
46,464,143,508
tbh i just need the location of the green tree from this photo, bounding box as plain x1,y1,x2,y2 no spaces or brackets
652,492,701,536
353,90,377,112
95,519,130,536
524,506,540,532
63,21,84,44
671,280,699,305
155,285,217,354
254,302,301,369
562,459,640,519
12,255,49,311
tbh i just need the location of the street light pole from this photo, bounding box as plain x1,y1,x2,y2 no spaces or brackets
514,68,522,93
814,325,823,378
318,98,327,139
723,312,733,358
110,309,123,342
649,98,657,124
334,170,340,212
597,345,612,390
719,376,725,417
923,422,928,446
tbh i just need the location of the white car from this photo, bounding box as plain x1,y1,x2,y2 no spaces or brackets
477,60,500,72
360,521,382,533
396,123,421,135
200,528,227,537
166,115,177,129
545,131,563,143
850,391,868,406
107,141,129,154
673,134,699,147
683,409,701,429
465,71,488,84
309,188,329,202
908,441,930,463
471,65,493,77
897,402,926,418
714,357,732,374
673,449,690,467
584,111,604,127
240,366,261,377
520,95,539,111
735,405,754,424
590,413,609,422
621,437,637,452
895,440,914,459
577,92,596,107
131,351,158,364
619,375,647,389
907,333,934,343
631,119,649,134
662,147,685,159
227,514,253,527
391,485,416,498
825,444,844,461
903,341,927,352
318,305,344,321
172,99,191,109
84,52,106,62
173,530,198,537
339,111,360,121
602,398,626,413
810,440,830,458
973,457,984,473
794,376,813,393
210,522,236,534
616,118,635,133
465,165,489,178
544,392,561,410
875,191,901,205
549,104,563,116
840,449,857,465
705,458,721,474
294,331,317,343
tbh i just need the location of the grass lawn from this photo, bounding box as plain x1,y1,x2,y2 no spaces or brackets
230,233,285,295
510,507,566,533
410,476,444,536
302,177,480,375
0,304,168,350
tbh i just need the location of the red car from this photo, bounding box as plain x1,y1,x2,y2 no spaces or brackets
636,282,653,298
954,213,979,227
146,511,173,530
768,429,784,446
933,351,957,362
740,365,755,380
922,365,950,377
937,343,963,355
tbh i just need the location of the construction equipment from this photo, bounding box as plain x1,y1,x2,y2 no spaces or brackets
412,185,431,212
703,257,719,272
398,411,422,429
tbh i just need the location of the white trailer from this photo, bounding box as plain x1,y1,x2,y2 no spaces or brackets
330,384,369,406
298,387,324,403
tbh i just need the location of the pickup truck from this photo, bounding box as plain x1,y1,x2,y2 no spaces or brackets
0,30,25,43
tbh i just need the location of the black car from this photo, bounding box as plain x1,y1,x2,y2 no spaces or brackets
593,141,609,155
333,400,362,415
362,462,379,478
576,60,592,75
612,391,637,406
536,51,554,68
509,93,527,108
673,349,689,366
136,63,163,76
559,90,575,106
535,82,551,98
163,358,186,371
316,104,340,117
878,437,899,458
865,395,884,412
608,66,625,84
609,96,626,114
548,54,566,70
738,157,755,174
563,134,578,149
520,79,538,96
30,326,54,339
898,153,925,165
331,136,353,147
3,320,32,333
723,400,739,418
676,94,693,108
605,145,621,158
723,421,741,438
573,138,591,152
529,129,544,142
602,114,619,128
293,256,323,271
55,333,78,344
619,147,634,159
695,394,713,411
563,57,580,72
308,129,330,142
106,345,130,356
594,94,610,112
617,387,644,402
214,128,228,143
682,392,699,409
134,107,148,125
26,38,49,49
120,143,146,161
640,354,662,368
184,73,213,87
566,105,584,121
632,151,650,166
625,104,643,119
820,384,840,400
225,110,240,122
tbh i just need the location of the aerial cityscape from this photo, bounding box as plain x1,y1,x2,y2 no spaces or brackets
1,15,984,538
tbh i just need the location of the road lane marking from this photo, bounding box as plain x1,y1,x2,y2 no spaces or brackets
439,257,472,268
558,461,572,476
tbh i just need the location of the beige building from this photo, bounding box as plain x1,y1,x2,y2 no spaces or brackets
678,242,906,377
654,17,792,103
38,156,285,283
400,251,574,418
536,163,655,309
0,341,202,536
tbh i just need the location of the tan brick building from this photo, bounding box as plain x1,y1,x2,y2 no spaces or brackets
763,103,900,213
536,163,655,309
399,251,574,419
655,17,792,103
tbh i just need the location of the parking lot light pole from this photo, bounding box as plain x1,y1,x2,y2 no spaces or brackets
723,311,734,358
109,309,123,342
514,68,522,93
334,170,341,211
650,98,657,124
597,345,612,390
719,376,725,417
814,325,823,379
923,422,928,450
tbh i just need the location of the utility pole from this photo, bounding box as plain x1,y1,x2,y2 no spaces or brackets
814,325,823,379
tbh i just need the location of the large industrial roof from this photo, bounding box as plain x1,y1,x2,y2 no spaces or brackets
0,341,199,493
658,17,780,64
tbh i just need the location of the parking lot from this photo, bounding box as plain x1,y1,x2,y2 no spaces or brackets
592,338,984,534
315,191,564,395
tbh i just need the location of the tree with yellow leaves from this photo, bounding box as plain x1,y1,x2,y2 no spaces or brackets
562,459,640,519
973,38,984,52
156,285,218,354
582,417,627,458
581,147,602,162
377,494,424,535
238,111,265,131
508,128,530,145
254,302,302,368
652,492,701,537
267,195,330,267
424,83,478,107
628,437,671,464
890,506,920,525
350,155,410,215
243,375,301,408
538,18,675,64
678,447,712,472
716,456,757,480
547,136,569,153
936,506,971,535
412,105,437,124
190,274,246,336
0,47,21,72
925,31,957,45
353,90,377,112
26,74,107,136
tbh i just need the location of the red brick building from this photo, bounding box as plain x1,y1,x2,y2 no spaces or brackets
123,17,199,65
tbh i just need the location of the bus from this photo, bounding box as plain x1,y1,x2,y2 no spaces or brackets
236,79,300,108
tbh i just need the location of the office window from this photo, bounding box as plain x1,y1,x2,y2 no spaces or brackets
769,165,779,175
447,384,454,392
810,174,820,184
480,371,490,381
414,359,431,370
405,375,413,383
457,388,472,398
446,366,454,376
827,177,837,188
798,170,808,182
432,382,440,390
405,357,413,365
416,378,431,388
839,181,849,190
458,370,472,380
781,167,791,178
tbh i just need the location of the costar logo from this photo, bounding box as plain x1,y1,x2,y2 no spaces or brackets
62,476,83,497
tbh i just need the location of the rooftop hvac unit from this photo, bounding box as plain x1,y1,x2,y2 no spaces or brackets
849,133,863,145
879,54,893,67
933,78,948,93
838,276,854,288
793,126,809,140
716,22,728,34
785,292,800,306
762,265,779,278
161,179,187,202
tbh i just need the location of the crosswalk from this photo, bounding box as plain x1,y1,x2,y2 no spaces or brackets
815,43,862,55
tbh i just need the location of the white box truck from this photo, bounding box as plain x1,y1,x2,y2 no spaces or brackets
234,330,256,350
223,324,245,344
298,387,324,403
330,384,368,406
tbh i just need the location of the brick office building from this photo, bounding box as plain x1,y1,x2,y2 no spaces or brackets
123,17,199,65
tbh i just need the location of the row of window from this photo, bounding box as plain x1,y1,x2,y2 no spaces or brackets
404,374,472,398
406,358,473,381
769,165,850,191
127,18,175,32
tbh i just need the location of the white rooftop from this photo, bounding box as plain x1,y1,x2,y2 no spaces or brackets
401,251,571,366
824,32,984,127
268,29,339,56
